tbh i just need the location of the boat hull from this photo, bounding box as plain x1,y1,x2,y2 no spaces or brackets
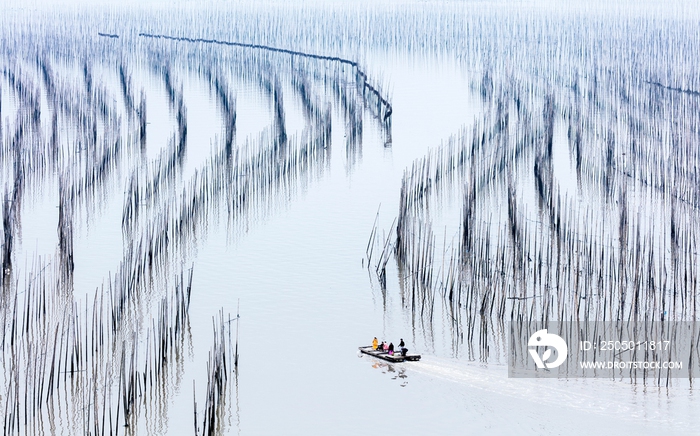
358,346,421,362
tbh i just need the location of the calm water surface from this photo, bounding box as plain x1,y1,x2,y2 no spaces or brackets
6,27,698,436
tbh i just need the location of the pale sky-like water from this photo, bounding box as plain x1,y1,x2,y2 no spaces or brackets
2,3,699,435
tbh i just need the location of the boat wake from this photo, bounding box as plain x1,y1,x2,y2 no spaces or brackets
408,356,695,435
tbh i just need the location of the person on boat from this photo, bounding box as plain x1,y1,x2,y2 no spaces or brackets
388,342,394,355
382,342,388,351
398,339,408,356
372,337,378,350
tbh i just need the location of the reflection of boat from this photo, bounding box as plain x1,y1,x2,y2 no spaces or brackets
358,346,421,362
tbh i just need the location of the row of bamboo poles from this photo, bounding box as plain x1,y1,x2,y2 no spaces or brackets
369,61,700,378
0,9,393,432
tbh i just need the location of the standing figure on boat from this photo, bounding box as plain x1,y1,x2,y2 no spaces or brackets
372,337,379,350
388,342,394,355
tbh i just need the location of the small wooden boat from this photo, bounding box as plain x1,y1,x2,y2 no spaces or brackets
358,346,421,362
